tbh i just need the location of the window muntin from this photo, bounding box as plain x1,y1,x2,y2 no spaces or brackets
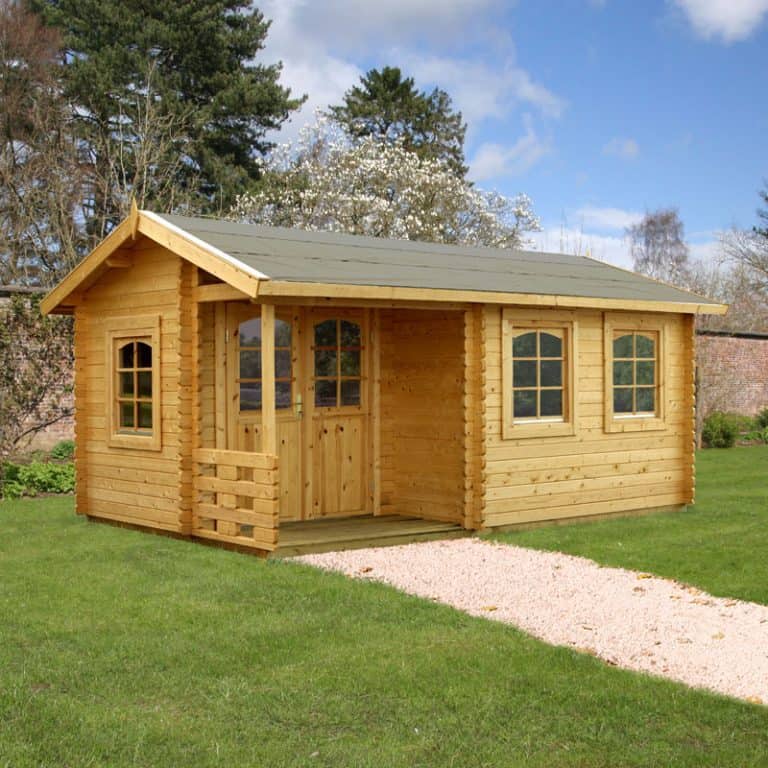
115,339,154,432
511,329,566,421
612,332,657,416
313,319,363,408
237,317,292,411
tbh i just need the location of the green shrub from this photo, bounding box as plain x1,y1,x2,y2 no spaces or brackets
701,411,738,448
1,461,75,499
756,407,768,430
50,439,75,460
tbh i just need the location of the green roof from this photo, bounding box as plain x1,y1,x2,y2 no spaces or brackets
157,213,720,307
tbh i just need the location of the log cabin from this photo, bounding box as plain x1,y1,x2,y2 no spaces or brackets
41,206,727,555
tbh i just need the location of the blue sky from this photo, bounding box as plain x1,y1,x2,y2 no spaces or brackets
260,0,767,266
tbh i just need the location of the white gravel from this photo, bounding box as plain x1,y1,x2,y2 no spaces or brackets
298,538,768,705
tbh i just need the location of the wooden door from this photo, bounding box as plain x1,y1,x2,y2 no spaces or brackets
303,310,370,519
227,304,303,521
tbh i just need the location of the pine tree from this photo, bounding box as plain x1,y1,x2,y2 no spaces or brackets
32,0,304,235
328,66,467,177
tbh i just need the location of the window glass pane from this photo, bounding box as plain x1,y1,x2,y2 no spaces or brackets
613,360,633,386
315,319,336,347
275,349,292,378
239,318,261,347
240,350,261,379
136,342,152,368
119,343,134,368
539,333,562,358
119,372,134,396
137,371,152,397
275,380,292,409
513,390,536,418
315,349,337,377
614,387,633,413
613,334,633,358
240,382,262,410
540,360,562,387
512,332,536,357
513,360,536,387
540,389,563,417
636,361,655,386
340,320,361,347
137,402,152,429
119,401,134,427
341,379,361,406
636,334,655,358
636,387,655,412
315,379,337,407
275,319,291,347
340,349,360,376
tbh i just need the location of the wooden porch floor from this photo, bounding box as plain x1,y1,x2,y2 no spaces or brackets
273,514,469,557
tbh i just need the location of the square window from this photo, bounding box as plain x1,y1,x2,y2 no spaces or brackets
513,360,537,387
636,387,655,412
540,360,562,387
513,390,536,418
540,389,563,417
614,387,633,413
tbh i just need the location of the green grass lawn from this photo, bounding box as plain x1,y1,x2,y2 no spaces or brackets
1,488,768,767
491,446,768,604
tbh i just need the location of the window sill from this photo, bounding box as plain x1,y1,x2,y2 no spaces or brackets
107,433,162,451
605,415,667,433
502,420,576,440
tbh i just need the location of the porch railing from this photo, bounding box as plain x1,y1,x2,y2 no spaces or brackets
192,448,280,551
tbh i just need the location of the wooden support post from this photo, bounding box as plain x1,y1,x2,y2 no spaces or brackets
261,302,277,456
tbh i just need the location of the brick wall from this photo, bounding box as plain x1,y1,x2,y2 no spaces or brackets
697,333,768,416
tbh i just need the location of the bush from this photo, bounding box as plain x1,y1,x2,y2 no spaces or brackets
756,408,768,431
702,411,738,449
1,460,75,499
50,439,75,460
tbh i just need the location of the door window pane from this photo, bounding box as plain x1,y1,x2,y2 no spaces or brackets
238,316,292,410
341,379,361,406
315,349,337,377
315,379,337,407
315,319,336,347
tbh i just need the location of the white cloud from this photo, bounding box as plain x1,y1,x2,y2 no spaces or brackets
602,137,640,159
259,0,565,144
574,206,643,231
672,0,768,42
469,118,551,181
531,227,634,269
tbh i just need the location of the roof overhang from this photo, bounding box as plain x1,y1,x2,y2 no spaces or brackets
41,205,266,315
41,206,729,317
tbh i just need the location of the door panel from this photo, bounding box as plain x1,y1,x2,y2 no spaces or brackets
305,311,370,519
227,304,303,522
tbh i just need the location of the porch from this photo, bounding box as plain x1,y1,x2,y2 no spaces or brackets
188,286,484,554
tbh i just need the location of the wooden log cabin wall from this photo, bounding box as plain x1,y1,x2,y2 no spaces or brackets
42,208,726,554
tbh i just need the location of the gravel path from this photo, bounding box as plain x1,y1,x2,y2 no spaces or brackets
298,538,768,705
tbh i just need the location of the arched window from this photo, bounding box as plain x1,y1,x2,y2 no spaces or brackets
237,317,293,411
313,318,363,408
106,315,161,450
116,340,154,431
511,329,565,420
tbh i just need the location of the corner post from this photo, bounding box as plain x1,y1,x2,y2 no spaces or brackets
261,302,277,456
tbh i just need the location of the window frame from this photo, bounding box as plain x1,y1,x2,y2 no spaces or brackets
603,313,668,433
105,315,161,451
501,309,578,440
236,314,294,414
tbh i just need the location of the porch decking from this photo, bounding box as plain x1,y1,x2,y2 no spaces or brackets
273,515,469,557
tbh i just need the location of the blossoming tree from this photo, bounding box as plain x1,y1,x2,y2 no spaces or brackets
231,118,540,249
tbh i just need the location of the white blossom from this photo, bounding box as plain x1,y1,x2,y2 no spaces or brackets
231,116,540,249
